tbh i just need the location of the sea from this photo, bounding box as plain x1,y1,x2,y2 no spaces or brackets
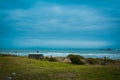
0,49,120,60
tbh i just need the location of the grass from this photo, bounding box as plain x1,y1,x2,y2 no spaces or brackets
0,56,120,80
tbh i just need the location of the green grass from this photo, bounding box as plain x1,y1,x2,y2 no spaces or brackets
0,56,120,80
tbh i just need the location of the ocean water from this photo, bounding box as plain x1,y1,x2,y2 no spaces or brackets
0,49,120,60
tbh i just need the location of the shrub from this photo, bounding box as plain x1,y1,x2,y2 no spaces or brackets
106,58,115,65
49,57,56,62
67,54,85,65
87,58,103,65
0,54,17,57
44,56,50,61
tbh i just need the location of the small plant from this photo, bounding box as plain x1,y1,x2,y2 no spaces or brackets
44,56,50,61
49,56,56,62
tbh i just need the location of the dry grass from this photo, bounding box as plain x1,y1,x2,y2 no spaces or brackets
0,56,120,80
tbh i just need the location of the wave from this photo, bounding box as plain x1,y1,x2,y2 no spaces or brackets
0,50,120,59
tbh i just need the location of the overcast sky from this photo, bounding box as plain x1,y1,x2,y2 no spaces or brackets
0,0,120,49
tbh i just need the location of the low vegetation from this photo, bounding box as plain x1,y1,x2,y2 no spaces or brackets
67,54,85,65
0,54,120,80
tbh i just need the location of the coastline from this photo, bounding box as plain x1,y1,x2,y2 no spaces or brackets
0,49,120,60
0,53,120,65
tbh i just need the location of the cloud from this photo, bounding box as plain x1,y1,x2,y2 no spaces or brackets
0,0,38,10
3,3,113,33
0,0,120,48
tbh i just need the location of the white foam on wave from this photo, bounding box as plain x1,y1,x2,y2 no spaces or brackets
1,51,120,59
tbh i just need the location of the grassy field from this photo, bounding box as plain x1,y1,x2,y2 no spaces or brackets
0,56,120,80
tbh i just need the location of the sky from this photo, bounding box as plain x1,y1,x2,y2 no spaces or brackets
0,0,120,49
